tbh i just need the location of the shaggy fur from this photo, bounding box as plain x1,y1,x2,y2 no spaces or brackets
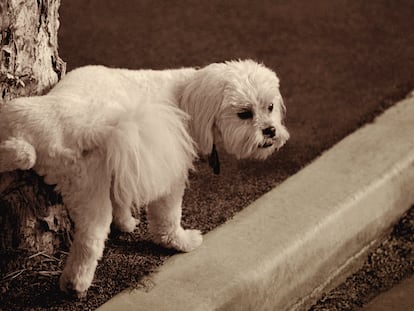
0,60,289,297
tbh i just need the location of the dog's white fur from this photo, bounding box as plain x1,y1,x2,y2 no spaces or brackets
0,60,289,297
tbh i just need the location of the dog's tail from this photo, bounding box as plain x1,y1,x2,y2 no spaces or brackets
104,100,197,210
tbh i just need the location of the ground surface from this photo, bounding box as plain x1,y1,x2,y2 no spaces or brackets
310,206,414,311
1,0,414,310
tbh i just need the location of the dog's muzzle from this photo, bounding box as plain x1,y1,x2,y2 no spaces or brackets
262,126,276,138
259,126,277,148
259,141,274,148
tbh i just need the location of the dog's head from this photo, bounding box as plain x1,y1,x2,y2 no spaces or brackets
180,59,289,164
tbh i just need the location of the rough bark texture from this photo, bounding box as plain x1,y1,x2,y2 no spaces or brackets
0,0,70,254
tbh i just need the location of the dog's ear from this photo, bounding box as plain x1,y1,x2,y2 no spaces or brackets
179,63,226,155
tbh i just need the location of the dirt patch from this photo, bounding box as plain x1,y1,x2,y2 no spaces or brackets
1,0,414,310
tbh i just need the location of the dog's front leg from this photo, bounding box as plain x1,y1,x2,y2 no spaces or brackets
147,180,202,252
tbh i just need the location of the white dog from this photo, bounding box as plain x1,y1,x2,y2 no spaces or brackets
0,60,289,297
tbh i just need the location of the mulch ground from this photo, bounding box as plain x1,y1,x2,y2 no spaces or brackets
1,0,413,310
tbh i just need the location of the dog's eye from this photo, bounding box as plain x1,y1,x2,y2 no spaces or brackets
268,103,274,112
237,110,253,120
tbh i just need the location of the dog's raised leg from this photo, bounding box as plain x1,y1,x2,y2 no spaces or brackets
146,180,203,252
59,173,112,298
0,138,36,172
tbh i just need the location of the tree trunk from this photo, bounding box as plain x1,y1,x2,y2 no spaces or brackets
0,0,71,254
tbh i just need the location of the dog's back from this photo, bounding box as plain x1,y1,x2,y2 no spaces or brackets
0,66,197,208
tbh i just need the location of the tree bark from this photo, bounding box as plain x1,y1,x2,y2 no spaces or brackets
0,0,71,254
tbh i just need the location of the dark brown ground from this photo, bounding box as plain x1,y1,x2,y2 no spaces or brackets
1,0,414,310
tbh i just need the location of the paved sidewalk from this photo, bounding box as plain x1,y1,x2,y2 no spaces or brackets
361,276,414,311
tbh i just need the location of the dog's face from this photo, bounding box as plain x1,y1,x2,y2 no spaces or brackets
215,62,289,160
180,59,289,161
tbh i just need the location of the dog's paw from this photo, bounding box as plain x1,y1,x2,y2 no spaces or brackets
59,271,89,299
162,228,203,253
16,150,36,170
114,216,140,233
0,138,36,171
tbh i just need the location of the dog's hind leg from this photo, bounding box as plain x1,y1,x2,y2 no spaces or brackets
112,201,140,233
59,163,113,298
0,138,36,172
146,180,203,252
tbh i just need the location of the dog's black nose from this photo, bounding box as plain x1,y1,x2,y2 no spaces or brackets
262,126,276,138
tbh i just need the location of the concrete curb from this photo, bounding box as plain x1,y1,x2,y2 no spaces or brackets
98,96,414,311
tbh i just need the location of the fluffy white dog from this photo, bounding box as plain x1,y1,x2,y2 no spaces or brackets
0,60,289,297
